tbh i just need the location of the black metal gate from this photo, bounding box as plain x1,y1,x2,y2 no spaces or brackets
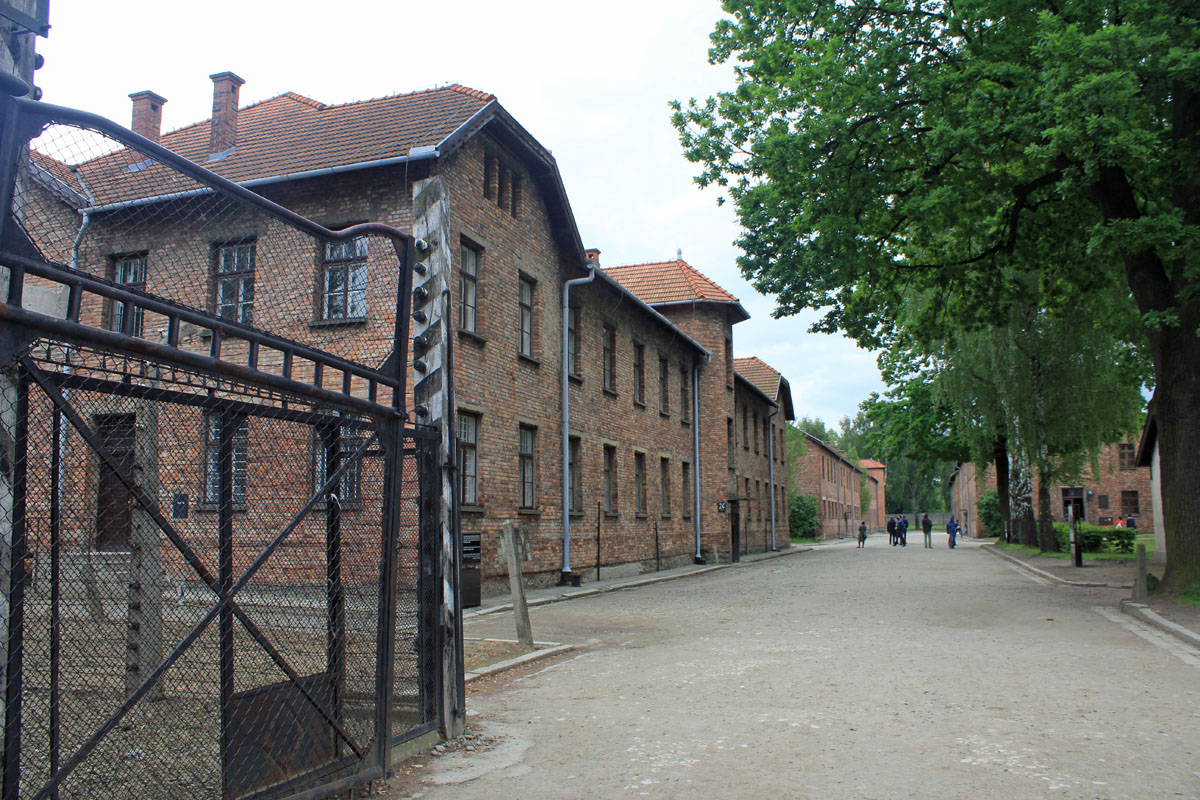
0,88,456,799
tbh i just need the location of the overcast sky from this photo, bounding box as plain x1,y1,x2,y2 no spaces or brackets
33,0,884,426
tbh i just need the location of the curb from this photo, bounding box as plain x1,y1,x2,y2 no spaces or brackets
464,642,576,683
981,544,1130,589
465,546,811,619
1118,600,1200,650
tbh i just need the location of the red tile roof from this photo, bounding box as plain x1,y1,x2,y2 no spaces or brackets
860,458,886,470
603,259,740,305
51,84,497,207
733,356,780,399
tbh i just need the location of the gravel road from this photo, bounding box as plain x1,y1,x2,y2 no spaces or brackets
387,537,1200,799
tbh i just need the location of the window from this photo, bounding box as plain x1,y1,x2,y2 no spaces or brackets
498,166,510,210
754,412,760,453
215,241,254,324
603,445,617,512
1121,491,1139,516
680,365,690,423
1098,494,1110,509
1118,442,1135,470
634,452,647,515
743,407,749,450
313,424,363,506
459,243,479,333
567,306,581,376
509,175,522,218
756,480,762,519
322,237,368,320
457,412,479,506
764,418,770,458
659,355,670,415
519,425,536,509
112,253,147,336
660,457,671,516
727,418,735,461
681,462,692,519
202,414,248,507
518,276,535,358
568,437,582,513
633,342,646,405
744,477,750,501
602,324,617,393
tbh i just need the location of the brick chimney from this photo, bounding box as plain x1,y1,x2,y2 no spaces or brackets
208,71,245,156
585,248,601,266
129,91,167,143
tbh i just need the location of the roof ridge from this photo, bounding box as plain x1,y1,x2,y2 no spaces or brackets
446,83,497,102
158,91,325,141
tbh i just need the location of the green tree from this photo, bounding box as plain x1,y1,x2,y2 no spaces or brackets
793,416,839,445
788,493,819,539
673,0,1200,588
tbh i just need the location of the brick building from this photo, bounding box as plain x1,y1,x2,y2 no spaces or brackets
791,433,867,539
859,459,886,532
25,75,799,593
951,437,1152,537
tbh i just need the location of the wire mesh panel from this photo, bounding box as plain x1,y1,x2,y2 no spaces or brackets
0,94,450,800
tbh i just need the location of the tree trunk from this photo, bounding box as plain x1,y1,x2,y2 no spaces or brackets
994,436,1011,543
1036,466,1058,553
1152,330,1200,591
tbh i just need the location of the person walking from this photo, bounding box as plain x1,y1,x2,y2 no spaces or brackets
922,513,933,548
858,520,868,548
898,515,908,546
947,515,958,549
887,516,897,546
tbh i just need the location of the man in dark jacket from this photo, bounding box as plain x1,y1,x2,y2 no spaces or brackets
887,516,897,546
922,513,934,548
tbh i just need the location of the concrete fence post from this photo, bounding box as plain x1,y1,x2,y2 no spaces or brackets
501,520,533,649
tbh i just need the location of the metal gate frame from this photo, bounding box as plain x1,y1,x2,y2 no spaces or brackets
0,85,460,799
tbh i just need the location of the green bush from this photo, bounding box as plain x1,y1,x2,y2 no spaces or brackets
789,493,818,540
1052,521,1126,553
978,489,1004,538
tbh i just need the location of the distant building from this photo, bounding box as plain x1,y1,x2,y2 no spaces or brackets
791,433,866,539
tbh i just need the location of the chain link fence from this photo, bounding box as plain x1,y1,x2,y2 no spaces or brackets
0,93,450,799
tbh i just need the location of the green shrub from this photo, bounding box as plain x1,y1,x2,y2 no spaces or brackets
1109,528,1135,554
978,489,1004,538
1052,521,1128,553
789,493,818,540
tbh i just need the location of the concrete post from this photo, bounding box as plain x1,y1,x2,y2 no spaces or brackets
1134,543,1147,602
501,520,533,650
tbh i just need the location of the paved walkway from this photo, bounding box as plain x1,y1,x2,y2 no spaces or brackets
389,532,1200,798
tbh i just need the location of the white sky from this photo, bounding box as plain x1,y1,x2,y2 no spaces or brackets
33,0,883,425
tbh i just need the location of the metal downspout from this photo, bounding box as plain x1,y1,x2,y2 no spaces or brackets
561,265,596,577
692,355,707,563
767,407,779,550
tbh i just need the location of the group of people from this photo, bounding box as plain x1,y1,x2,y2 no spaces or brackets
880,514,961,548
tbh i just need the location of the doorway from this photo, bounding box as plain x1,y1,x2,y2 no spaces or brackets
730,501,741,563
1061,487,1085,523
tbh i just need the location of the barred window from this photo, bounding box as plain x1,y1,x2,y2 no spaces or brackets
1121,491,1139,517
568,437,582,513
322,237,368,320
602,324,617,392
659,355,670,415
519,425,536,509
202,415,248,506
660,457,671,516
459,244,479,333
633,342,646,405
112,253,147,336
1118,442,1135,470
215,241,254,324
518,277,535,358
680,365,691,423
567,306,581,376
458,412,479,506
603,445,617,512
634,452,647,515
681,462,692,519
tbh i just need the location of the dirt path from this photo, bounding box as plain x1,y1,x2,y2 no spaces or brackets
386,538,1200,799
